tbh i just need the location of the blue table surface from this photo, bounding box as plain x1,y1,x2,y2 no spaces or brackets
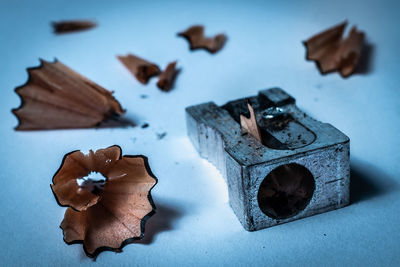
0,0,399,266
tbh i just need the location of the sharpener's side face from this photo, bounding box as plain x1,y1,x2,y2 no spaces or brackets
257,163,315,220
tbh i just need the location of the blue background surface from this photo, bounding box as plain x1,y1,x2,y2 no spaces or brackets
0,0,399,265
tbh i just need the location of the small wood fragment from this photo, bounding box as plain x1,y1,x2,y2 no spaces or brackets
52,20,97,34
303,21,365,77
118,54,161,84
12,59,125,130
157,61,179,91
178,25,227,54
51,145,158,258
240,102,262,143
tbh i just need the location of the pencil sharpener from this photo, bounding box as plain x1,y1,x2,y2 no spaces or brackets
186,88,350,231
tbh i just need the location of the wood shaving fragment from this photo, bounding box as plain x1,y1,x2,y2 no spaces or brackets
304,21,365,77
12,59,125,130
157,61,180,91
178,25,227,54
118,54,161,84
240,102,262,144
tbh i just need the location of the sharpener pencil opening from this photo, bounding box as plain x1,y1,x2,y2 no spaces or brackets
257,163,315,219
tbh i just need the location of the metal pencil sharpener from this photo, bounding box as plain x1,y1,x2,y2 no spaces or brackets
186,88,350,231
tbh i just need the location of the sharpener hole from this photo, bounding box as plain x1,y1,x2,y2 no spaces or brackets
257,163,315,219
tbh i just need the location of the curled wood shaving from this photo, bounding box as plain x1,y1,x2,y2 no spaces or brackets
304,21,365,77
118,54,161,84
12,59,125,130
178,25,227,54
240,102,262,144
51,145,157,257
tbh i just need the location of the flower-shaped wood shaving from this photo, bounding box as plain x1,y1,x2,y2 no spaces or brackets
303,21,365,77
51,145,157,257
12,59,125,130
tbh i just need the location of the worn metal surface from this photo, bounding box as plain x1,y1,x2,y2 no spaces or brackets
186,88,350,231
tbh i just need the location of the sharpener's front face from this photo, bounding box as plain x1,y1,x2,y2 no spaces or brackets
186,88,350,231
246,141,350,231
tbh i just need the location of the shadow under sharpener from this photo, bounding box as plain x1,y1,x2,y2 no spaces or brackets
186,88,350,231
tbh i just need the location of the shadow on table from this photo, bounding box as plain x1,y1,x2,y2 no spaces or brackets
350,160,398,203
97,115,136,128
135,201,184,245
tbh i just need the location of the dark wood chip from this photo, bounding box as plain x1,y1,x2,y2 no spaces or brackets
156,132,167,140
52,20,97,34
